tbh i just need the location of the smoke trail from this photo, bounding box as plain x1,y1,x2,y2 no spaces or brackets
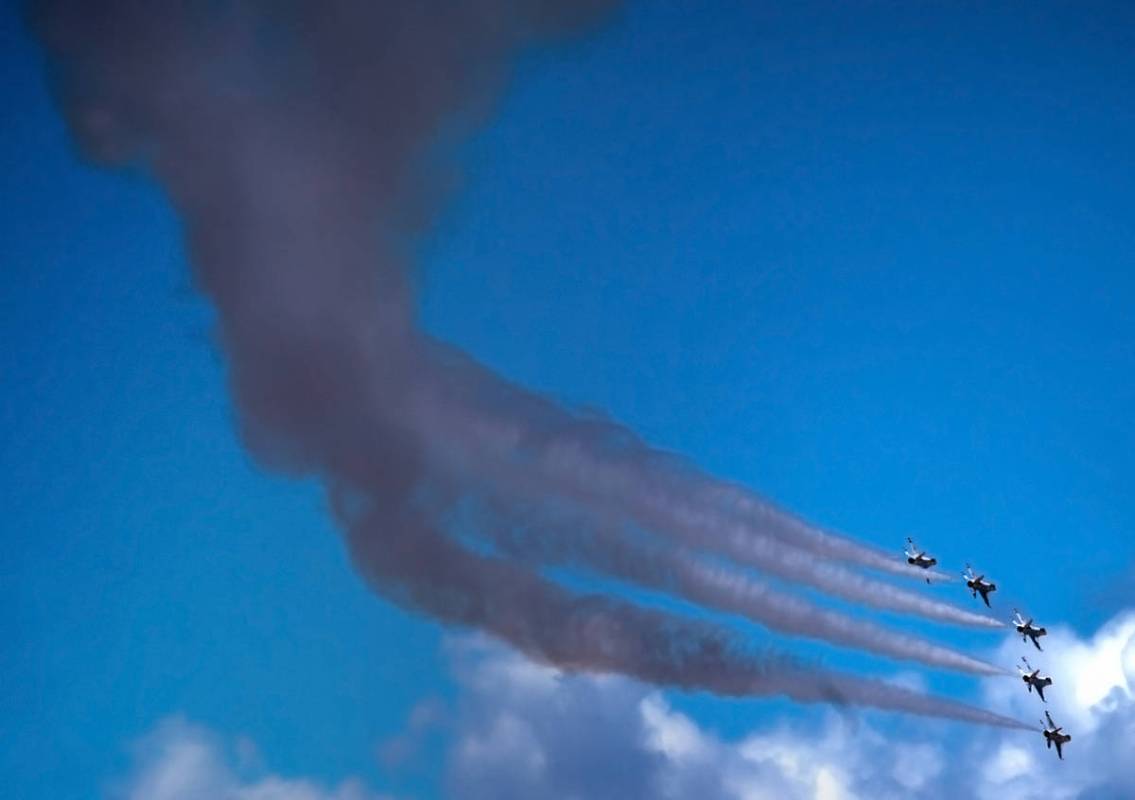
31,0,1013,726
417,345,928,580
343,502,1028,729
413,375,1000,628
471,494,1007,676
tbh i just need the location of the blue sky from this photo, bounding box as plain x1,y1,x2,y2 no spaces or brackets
4,2,1135,798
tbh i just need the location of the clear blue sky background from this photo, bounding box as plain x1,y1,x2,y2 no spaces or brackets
4,1,1135,797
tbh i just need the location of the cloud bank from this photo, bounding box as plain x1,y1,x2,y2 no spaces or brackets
424,608,1135,799
120,609,1135,799
111,718,392,800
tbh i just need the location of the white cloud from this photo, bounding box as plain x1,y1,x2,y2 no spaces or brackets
439,635,939,800
639,695,710,763
434,609,1135,800
111,718,393,800
117,609,1135,800
971,609,1135,799
376,697,446,770
438,636,672,800
983,611,1135,732
980,742,1034,788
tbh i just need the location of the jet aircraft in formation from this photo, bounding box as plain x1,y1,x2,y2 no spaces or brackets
1041,711,1072,760
1016,657,1053,702
962,564,997,607
899,540,1069,759
1013,609,1048,651
904,538,938,582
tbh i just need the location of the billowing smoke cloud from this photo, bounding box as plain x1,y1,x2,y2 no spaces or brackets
30,0,1022,727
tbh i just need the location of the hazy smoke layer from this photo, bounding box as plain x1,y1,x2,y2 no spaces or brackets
32,0,1019,727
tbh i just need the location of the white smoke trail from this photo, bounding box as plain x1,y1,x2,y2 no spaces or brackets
472,493,1008,676
412,378,1002,629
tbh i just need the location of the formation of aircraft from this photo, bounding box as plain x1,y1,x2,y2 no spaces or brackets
1013,609,1048,651
900,539,1070,760
1017,657,1053,702
1041,710,1072,760
962,563,997,607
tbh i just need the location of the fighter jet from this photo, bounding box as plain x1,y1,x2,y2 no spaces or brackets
1013,609,1048,651
904,538,938,582
962,564,997,607
1041,710,1071,760
1017,657,1053,702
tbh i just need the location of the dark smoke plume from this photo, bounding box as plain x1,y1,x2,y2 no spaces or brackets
31,0,1023,727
